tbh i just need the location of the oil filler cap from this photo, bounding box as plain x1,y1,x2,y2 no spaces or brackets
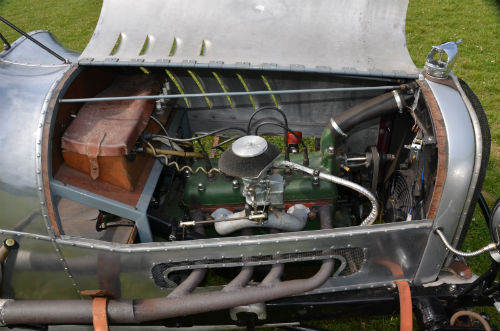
219,135,280,179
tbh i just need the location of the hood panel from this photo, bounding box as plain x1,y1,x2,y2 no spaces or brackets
79,0,418,78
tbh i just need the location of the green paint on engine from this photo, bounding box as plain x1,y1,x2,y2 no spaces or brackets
320,126,336,173
183,152,337,207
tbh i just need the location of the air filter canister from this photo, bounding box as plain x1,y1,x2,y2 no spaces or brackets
218,136,280,178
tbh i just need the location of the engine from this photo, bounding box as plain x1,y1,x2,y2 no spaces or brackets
50,71,434,246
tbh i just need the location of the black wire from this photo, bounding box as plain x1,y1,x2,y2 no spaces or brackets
247,106,289,134
254,121,309,166
247,106,290,161
211,135,240,149
152,127,247,143
0,15,68,63
0,32,10,50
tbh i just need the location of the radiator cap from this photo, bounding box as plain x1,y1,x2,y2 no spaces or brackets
219,136,280,179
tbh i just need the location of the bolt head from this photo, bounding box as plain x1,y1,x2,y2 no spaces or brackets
5,239,15,247
327,146,335,154
312,176,320,185
197,183,205,191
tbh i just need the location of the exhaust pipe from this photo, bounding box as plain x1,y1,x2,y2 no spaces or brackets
0,207,335,326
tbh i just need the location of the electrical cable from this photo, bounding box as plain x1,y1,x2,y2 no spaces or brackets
151,127,246,143
149,116,175,150
151,137,184,152
247,106,290,161
149,115,169,137
255,121,309,166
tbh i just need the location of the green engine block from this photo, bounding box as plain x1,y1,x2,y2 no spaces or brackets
183,152,337,208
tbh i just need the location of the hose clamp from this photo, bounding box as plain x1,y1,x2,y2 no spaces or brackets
392,90,404,113
330,118,348,137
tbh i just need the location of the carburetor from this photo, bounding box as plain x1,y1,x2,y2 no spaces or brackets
219,135,284,220
212,135,309,235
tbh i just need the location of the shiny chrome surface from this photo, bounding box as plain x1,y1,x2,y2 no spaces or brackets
414,79,476,283
80,0,418,78
434,228,497,257
424,40,462,79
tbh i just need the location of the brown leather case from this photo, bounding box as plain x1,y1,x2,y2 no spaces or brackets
61,74,162,191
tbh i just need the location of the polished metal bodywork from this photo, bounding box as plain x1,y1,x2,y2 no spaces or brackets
0,0,486,325
80,0,418,78
0,31,75,236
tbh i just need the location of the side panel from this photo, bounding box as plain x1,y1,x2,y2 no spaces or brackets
0,32,80,298
0,232,79,299
414,79,476,283
55,221,431,299
0,62,69,235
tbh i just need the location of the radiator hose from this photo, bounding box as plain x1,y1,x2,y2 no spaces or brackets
327,88,412,140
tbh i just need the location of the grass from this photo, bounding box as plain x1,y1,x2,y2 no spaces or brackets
0,0,499,329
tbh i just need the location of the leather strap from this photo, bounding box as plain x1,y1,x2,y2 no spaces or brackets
378,260,412,331
395,281,412,331
81,289,112,331
92,297,109,331
86,131,106,180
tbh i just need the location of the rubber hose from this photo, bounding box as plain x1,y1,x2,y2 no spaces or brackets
328,91,411,139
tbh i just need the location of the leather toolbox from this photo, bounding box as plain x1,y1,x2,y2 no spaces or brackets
61,74,162,191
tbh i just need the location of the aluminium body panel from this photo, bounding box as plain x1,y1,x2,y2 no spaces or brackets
0,32,80,300
414,79,476,283
80,0,418,78
0,231,79,300
52,221,431,299
1,30,78,66
0,31,76,236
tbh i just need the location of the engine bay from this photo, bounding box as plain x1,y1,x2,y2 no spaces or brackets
49,67,439,247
